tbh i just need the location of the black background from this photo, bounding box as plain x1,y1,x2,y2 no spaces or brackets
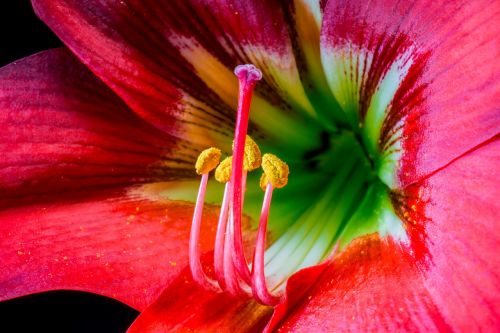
0,1,61,66
0,1,139,332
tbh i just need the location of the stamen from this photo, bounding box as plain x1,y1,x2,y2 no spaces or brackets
251,154,289,305
189,148,221,292
231,64,262,284
252,181,282,305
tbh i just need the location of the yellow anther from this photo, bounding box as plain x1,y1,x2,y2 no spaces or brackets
195,147,221,175
259,173,269,191
215,156,232,183
261,153,289,189
233,135,262,171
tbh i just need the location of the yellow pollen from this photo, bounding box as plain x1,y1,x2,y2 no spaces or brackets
215,156,232,183
233,135,262,171
195,147,221,175
261,153,289,189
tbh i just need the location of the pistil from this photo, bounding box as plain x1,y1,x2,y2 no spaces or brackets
230,65,262,284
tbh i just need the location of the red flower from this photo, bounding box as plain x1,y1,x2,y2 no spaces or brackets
1,0,499,331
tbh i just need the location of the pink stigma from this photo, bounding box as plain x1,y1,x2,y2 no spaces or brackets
234,64,263,82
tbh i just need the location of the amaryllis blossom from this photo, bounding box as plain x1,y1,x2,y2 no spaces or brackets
1,0,499,331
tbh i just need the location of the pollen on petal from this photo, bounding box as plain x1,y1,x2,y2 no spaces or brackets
195,147,221,175
215,156,232,183
262,153,289,188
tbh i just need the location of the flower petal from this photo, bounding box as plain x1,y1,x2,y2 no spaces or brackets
263,260,330,333
269,139,500,331
128,255,272,333
32,0,319,147
0,48,193,208
0,184,221,311
403,138,500,330
320,0,500,187
271,236,452,332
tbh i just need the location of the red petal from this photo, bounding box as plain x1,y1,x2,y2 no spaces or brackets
0,48,189,208
403,138,500,330
0,184,222,311
264,261,330,333
270,139,500,331
31,0,314,140
128,255,272,333
272,237,452,332
321,0,499,186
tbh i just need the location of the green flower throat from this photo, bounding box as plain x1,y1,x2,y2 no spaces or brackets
169,63,407,305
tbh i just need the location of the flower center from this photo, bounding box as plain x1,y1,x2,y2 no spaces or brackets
189,64,407,306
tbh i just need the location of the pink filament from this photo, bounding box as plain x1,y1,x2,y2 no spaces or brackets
189,173,220,291
251,182,282,305
214,182,230,287
231,65,261,284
